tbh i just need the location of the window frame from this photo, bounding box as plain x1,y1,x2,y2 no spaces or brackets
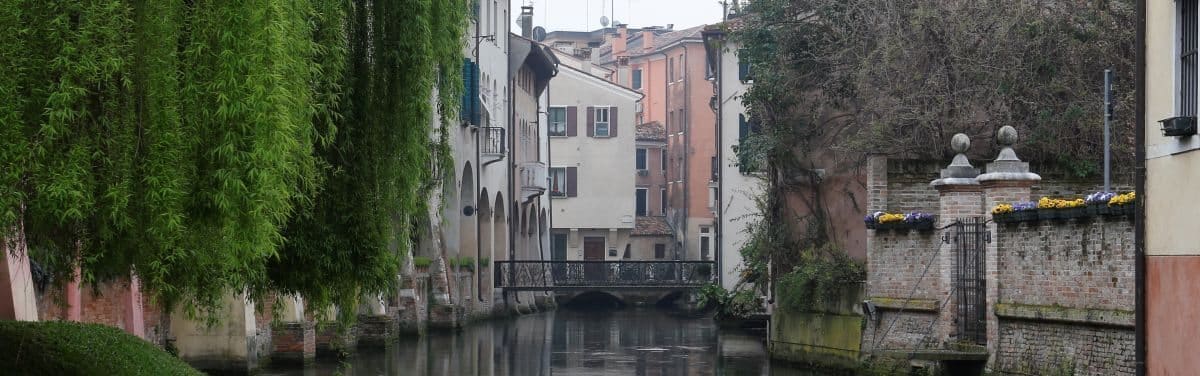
635,148,647,170
660,188,667,214
594,107,611,137
548,106,567,137
1178,0,1199,118
635,188,648,216
654,244,666,259
549,167,568,197
699,226,712,261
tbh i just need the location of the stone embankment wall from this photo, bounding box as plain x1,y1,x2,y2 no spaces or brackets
863,150,1134,375
27,253,547,374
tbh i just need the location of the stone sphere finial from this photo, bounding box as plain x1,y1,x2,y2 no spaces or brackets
951,133,970,154
997,126,1018,147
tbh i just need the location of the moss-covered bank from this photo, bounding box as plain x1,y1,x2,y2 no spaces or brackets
0,321,201,375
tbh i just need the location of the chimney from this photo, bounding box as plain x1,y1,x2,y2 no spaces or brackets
613,23,628,57
666,23,674,30
519,6,533,38
642,30,655,53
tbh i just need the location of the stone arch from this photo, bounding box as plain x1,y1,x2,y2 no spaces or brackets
494,193,507,262
558,291,626,310
477,188,491,302
458,162,476,264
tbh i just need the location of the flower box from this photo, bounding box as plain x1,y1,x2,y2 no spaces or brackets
1160,116,1197,137
1061,207,1088,220
875,221,907,231
909,220,935,231
1016,210,1038,222
1087,204,1110,216
993,212,1018,224
1037,209,1059,221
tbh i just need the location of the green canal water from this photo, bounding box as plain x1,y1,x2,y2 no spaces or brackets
264,308,839,375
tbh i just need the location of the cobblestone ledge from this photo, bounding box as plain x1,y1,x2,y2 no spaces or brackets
994,303,1134,328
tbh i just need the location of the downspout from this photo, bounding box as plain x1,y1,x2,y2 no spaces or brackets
713,36,724,288
681,43,691,262
1133,0,1146,374
508,67,517,292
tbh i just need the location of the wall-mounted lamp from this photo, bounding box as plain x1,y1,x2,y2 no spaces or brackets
463,205,475,217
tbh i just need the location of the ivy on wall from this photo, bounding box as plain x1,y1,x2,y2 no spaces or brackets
0,0,467,318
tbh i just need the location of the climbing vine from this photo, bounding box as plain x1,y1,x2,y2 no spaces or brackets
729,0,1135,292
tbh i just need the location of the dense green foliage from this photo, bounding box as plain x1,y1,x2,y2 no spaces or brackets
0,321,202,375
728,0,1134,289
775,246,864,313
697,284,761,320
0,0,467,317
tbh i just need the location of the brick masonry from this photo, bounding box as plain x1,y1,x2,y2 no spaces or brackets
271,321,316,365
866,157,1134,375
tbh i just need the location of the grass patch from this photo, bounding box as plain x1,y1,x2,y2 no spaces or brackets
0,321,201,375
413,256,433,268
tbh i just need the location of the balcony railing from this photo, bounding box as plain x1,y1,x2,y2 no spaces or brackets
481,126,506,156
494,260,717,290
518,161,548,199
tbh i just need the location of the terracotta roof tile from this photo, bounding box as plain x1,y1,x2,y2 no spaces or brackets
636,121,665,141
633,216,673,236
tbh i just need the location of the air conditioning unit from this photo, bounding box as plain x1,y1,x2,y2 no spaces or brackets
637,169,649,176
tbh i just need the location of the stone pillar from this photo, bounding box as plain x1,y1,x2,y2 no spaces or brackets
930,133,982,346
270,294,315,365
976,126,1040,363
427,255,459,330
0,213,37,321
171,292,261,374
123,274,146,338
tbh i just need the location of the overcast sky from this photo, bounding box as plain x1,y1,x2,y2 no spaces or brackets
510,0,725,33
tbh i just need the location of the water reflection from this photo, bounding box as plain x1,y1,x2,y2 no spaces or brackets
267,308,827,376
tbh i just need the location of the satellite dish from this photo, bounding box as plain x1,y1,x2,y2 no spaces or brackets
533,26,547,42
600,16,610,27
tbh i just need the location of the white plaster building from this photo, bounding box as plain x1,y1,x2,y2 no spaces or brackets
703,27,764,290
546,49,643,261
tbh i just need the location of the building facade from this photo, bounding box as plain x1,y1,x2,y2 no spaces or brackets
546,55,641,261
702,28,763,291
1143,1,1200,373
597,24,717,262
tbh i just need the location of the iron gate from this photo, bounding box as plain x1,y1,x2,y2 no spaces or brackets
953,217,988,344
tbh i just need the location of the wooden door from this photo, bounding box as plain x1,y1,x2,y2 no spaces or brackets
583,237,605,283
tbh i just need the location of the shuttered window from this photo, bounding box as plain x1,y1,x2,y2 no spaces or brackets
1181,0,1198,117
461,59,480,125
632,69,642,90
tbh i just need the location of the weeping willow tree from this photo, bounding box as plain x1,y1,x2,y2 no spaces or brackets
0,0,467,317
268,0,468,316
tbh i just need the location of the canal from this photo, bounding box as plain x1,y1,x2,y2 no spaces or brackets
264,308,832,375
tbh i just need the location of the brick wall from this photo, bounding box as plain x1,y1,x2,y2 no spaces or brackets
992,217,1135,375
996,219,1135,310
866,231,940,301
862,311,938,351
996,320,1134,375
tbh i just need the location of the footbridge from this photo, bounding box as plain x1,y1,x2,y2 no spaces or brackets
494,260,716,307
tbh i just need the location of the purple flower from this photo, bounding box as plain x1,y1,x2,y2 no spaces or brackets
1085,192,1115,205
1011,202,1037,211
904,212,934,223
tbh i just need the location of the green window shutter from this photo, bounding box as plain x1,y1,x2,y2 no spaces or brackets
739,114,748,141
738,61,750,81
462,59,480,125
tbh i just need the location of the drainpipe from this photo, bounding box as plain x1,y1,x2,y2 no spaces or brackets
713,37,724,288
1133,0,1146,374
681,43,691,262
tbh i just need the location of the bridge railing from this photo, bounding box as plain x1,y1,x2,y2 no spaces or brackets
494,260,716,290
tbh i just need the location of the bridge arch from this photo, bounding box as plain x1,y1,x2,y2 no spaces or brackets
558,291,626,309
477,188,490,302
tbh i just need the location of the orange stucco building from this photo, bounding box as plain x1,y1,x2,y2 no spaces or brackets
596,25,717,261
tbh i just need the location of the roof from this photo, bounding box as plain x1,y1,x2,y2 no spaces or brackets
595,23,705,64
632,216,673,236
595,24,705,65
636,121,665,141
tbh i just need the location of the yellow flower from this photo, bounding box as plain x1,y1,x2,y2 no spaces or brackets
879,213,905,223
992,204,1014,214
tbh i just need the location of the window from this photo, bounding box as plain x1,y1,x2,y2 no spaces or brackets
660,188,667,214
700,226,711,261
632,69,643,90
623,245,631,259
668,57,674,81
661,149,667,171
1180,0,1198,117
635,188,648,216
678,54,685,81
708,186,717,209
548,107,567,136
594,107,611,137
635,148,647,170
552,233,568,260
668,111,674,133
550,167,567,197
654,244,666,259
